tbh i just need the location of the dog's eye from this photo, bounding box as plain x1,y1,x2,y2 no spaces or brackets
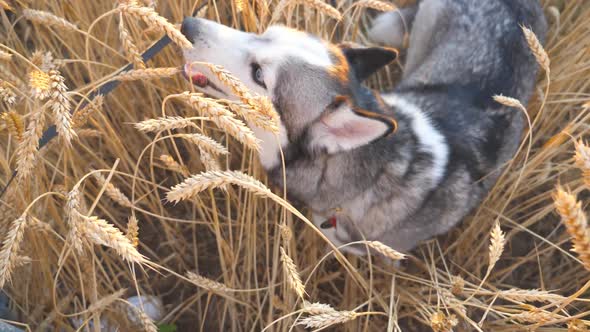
251,63,266,88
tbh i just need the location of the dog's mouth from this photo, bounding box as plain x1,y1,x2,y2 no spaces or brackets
182,63,225,94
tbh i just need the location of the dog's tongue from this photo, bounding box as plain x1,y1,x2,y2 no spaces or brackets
183,63,208,88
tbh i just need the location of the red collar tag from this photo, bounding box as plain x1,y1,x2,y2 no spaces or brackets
320,216,337,229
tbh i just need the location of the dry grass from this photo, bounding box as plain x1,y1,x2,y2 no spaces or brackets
1,0,590,331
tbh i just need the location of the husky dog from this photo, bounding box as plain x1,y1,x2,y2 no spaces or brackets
180,0,547,254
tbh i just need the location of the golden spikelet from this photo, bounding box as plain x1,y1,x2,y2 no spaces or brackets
88,289,127,314
430,311,458,332
512,309,557,323
227,101,279,134
487,221,505,274
72,95,104,128
199,149,222,173
279,224,292,243
127,216,139,247
116,67,181,81
159,154,189,176
119,14,146,70
126,302,158,332
23,9,78,31
205,64,257,108
65,186,86,255
186,271,231,293
294,0,341,20
0,81,17,104
521,25,550,73
78,214,146,264
280,246,305,298
493,94,527,112
31,51,56,72
179,133,229,156
367,241,406,260
15,107,45,182
28,69,51,99
92,172,132,207
166,170,272,203
0,214,27,288
574,140,590,188
48,69,76,145
450,276,465,296
497,288,566,303
553,187,590,271
298,310,359,329
135,116,196,132
303,301,336,315
355,0,397,11
181,93,260,150
119,3,192,49
2,111,24,141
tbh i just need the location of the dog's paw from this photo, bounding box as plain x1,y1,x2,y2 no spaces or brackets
368,11,408,49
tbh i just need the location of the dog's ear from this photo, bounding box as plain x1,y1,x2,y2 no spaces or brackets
340,44,398,81
308,96,396,154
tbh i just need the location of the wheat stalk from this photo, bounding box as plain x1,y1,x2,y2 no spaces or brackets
430,311,458,332
78,214,146,264
186,271,231,293
1,111,24,141
134,116,196,132
48,69,76,145
487,222,505,275
166,170,272,203
553,187,590,271
15,107,46,182
87,288,127,314
92,172,132,207
303,301,336,315
355,0,396,11
119,3,192,49
0,81,16,104
367,241,406,260
280,247,305,298
181,93,260,150
0,214,28,288
76,129,102,137
298,310,359,329
179,133,229,156
119,14,146,69
294,0,342,20
72,95,104,128
159,154,189,176
127,216,139,247
23,9,78,31
574,140,590,188
116,67,180,81
521,25,550,74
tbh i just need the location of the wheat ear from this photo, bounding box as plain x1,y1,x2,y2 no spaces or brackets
135,116,196,132
72,95,104,128
48,69,76,145
28,69,51,99
553,187,590,271
493,95,527,113
79,214,146,264
87,289,127,314
116,67,180,81
303,301,337,315
0,214,28,288
119,4,192,49
119,14,146,69
179,133,229,156
166,170,272,203
2,111,24,141
0,81,17,105
487,221,505,275
280,247,306,299
15,107,46,182
355,0,397,11
65,186,86,254
92,172,132,207
186,271,231,293
294,0,342,20
367,241,406,260
574,140,590,189
430,311,458,332
125,301,158,332
127,216,139,247
159,155,189,177
23,9,78,31
521,25,550,74
298,310,359,329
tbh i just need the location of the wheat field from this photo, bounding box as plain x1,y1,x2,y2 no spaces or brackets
0,0,589,331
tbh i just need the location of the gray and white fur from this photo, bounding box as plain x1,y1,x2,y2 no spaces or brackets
180,0,547,254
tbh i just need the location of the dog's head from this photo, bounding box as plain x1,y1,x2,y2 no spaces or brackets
181,17,397,169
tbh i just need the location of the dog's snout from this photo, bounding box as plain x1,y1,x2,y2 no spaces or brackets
180,17,200,44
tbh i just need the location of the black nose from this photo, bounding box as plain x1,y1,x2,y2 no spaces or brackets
180,17,200,44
